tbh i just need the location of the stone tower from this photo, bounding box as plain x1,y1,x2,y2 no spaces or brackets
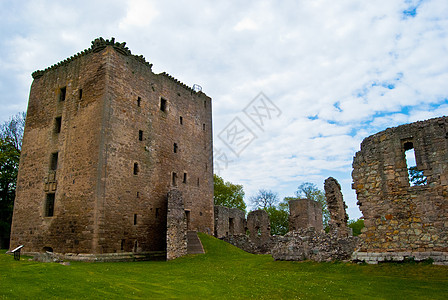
9,38,214,257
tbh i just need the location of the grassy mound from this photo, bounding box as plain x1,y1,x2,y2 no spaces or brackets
1,234,447,299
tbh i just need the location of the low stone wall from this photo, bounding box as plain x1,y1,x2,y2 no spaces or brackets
26,251,166,262
271,229,358,262
352,251,448,265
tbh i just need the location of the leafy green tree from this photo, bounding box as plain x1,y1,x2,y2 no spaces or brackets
213,174,246,212
408,166,427,186
348,218,364,236
265,206,289,236
249,189,279,209
296,182,329,228
0,112,25,248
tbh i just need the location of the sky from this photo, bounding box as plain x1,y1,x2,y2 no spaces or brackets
1,0,448,219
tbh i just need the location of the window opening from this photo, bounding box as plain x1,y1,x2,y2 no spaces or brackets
136,192,140,198
160,98,167,111
133,163,139,175
134,214,137,225
45,193,55,217
172,172,177,186
204,100,206,108
59,87,66,101
197,178,200,187
137,97,141,107
404,142,427,186
173,143,178,153
202,123,206,131
121,239,125,251
156,208,160,217
50,152,58,170
180,116,183,125
183,173,187,184
55,117,62,133
79,89,83,100
139,130,143,141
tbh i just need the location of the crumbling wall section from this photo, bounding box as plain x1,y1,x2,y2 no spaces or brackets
166,190,187,260
324,177,350,237
289,199,323,231
352,116,448,263
271,229,357,261
214,206,246,238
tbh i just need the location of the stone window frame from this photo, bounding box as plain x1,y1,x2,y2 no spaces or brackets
160,97,168,112
59,86,66,102
50,152,59,171
54,116,62,134
44,193,55,217
401,138,428,187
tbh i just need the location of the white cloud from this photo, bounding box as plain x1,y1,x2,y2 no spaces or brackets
118,0,159,30
234,18,258,31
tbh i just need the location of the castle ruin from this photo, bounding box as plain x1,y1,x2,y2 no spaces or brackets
9,38,214,260
352,116,448,263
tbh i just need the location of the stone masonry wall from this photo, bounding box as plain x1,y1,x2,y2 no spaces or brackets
214,205,245,238
10,38,214,257
324,177,350,237
289,199,323,232
166,189,187,260
352,116,448,263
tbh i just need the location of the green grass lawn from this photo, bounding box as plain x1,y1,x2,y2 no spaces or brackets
1,233,447,299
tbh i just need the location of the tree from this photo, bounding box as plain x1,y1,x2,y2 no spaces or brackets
0,112,26,248
348,218,364,236
249,189,279,210
296,182,329,228
408,166,427,186
213,174,246,212
265,205,289,236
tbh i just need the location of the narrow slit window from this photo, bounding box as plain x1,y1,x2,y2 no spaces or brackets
404,142,427,186
133,163,139,175
172,172,177,186
156,208,160,218
79,89,83,100
204,100,206,108
134,214,137,225
202,123,206,131
174,143,178,153
55,117,62,133
183,173,187,184
121,239,125,251
45,193,55,217
197,178,200,187
179,116,183,125
139,130,143,141
160,98,167,112
136,192,140,198
50,152,58,171
59,87,66,101
137,97,141,107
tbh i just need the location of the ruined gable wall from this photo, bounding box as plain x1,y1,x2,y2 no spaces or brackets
289,199,323,231
10,48,107,253
352,117,448,257
324,177,349,237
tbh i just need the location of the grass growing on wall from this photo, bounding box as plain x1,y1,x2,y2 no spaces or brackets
1,233,448,299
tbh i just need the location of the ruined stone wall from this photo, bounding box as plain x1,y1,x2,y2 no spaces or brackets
214,205,245,238
10,45,107,254
10,38,214,256
166,190,187,260
352,117,448,262
289,199,323,231
324,177,350,237
271,229,357,262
